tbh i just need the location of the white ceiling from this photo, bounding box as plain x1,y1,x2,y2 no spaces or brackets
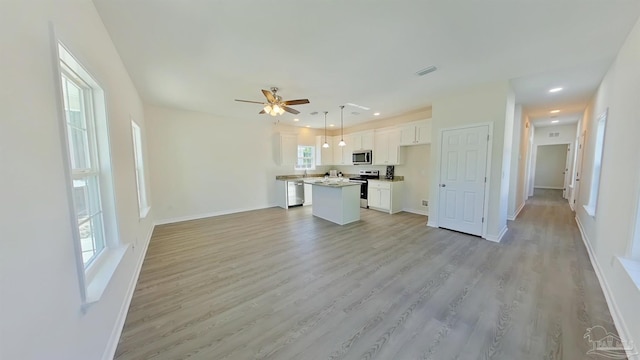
92,0,640,129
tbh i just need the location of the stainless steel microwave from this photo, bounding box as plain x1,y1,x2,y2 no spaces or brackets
352,150,372,165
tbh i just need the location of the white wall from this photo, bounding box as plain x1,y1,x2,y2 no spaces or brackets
574,15,640,353
145,105,329,223
534,124,577,145
534,144,567,189
507,105,523,219
0,1,154,359
430,81,512,241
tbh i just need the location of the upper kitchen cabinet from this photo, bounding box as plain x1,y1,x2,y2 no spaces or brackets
373,128,401,165
350,130,374,151
399,119,432,146
315,135,334,166
333,136,353,165
276,132,298,166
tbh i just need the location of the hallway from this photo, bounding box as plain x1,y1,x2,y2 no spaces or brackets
115,189,620,360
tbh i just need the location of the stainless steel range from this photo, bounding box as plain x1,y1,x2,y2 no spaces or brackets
349,170,380,208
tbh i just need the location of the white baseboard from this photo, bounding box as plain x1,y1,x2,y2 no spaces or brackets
575,216,636,360
427,220,438,228
402,207,428,216
101,223,154,360
534,186,564,190
155,205,273,225
507,202,526,221
485,225,508,243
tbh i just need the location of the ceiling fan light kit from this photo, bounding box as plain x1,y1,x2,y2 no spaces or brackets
235,87,309,117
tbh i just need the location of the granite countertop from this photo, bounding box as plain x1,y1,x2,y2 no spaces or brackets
304,179,360,187
275,174,403,181
370,176,404,182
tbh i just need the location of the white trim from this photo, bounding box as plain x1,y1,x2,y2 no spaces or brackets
402,208,428,216
427,220,438,228
155,205,274,225
533,186,564,190
485,225,508,243
508,201,525,221
101,224,154,360
575,215,636,360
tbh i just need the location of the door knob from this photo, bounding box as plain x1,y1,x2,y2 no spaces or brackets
440,184,446,187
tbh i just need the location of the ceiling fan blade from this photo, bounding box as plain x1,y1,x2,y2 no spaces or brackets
262,89,276,103
282,106,300,115
235,99,265,104
259,109,266,114
283,99,310,106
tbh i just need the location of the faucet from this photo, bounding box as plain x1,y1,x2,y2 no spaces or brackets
303,169,308,178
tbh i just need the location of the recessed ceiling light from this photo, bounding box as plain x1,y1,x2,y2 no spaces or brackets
550,110,560,114
373,112,380,116
293,118,299,122
329,124,335,127
549,87,563,93
305,125,310,127
551,120,560,123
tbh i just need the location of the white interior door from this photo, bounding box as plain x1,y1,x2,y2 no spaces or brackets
563,144,571,199
438,125,489,236
571,131,586,208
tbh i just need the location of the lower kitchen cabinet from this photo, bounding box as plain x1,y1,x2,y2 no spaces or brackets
367,180,403,214
304,183,313,205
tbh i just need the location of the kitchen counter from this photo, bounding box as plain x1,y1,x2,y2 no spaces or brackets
303,179,360,188
373,176,404,182
309,181,360,225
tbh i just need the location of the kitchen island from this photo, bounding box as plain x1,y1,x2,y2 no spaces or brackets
305,180,361,225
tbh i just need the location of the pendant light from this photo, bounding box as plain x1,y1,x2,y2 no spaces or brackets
322,111,330,148
338,105,346,147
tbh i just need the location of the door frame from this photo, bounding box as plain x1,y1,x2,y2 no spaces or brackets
530,143,572,190
432,122,493,239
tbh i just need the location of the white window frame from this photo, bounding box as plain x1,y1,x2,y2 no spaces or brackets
56,41,126,309
633,189,640,260
584,109,607,217
295,145,316,170
131,120,150,218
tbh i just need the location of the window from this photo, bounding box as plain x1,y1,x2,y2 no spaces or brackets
295,145,315,170
584,109,607,217
58,43,124,306
131,121,150,218
61,63,106,266
633,191,640,260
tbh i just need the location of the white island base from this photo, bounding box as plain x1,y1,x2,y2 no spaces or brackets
310,182,361,225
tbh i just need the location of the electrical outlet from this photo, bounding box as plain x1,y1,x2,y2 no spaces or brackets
422,200,429,206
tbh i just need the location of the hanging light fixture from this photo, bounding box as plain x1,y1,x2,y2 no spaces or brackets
322,111,330,148
338,105,346,147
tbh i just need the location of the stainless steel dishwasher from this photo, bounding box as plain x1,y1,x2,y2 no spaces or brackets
286,180,305,207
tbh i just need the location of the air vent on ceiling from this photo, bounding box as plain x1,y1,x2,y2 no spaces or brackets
416,66,437,76
310,111,319,116
351,112,360,115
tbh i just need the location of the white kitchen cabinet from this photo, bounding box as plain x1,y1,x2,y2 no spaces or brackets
333,135,353,165
400,119,432,146
350,130,374,151
373,128,401,165
315,135,334,165
367,180,403,214
304,183,313,205
276,133,298,166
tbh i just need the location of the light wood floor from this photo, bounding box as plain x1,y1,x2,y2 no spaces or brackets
115,189,621,359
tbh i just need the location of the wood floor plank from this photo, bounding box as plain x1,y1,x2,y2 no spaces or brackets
114,189,624,360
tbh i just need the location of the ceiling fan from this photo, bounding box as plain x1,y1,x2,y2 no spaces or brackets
235,87,310,116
